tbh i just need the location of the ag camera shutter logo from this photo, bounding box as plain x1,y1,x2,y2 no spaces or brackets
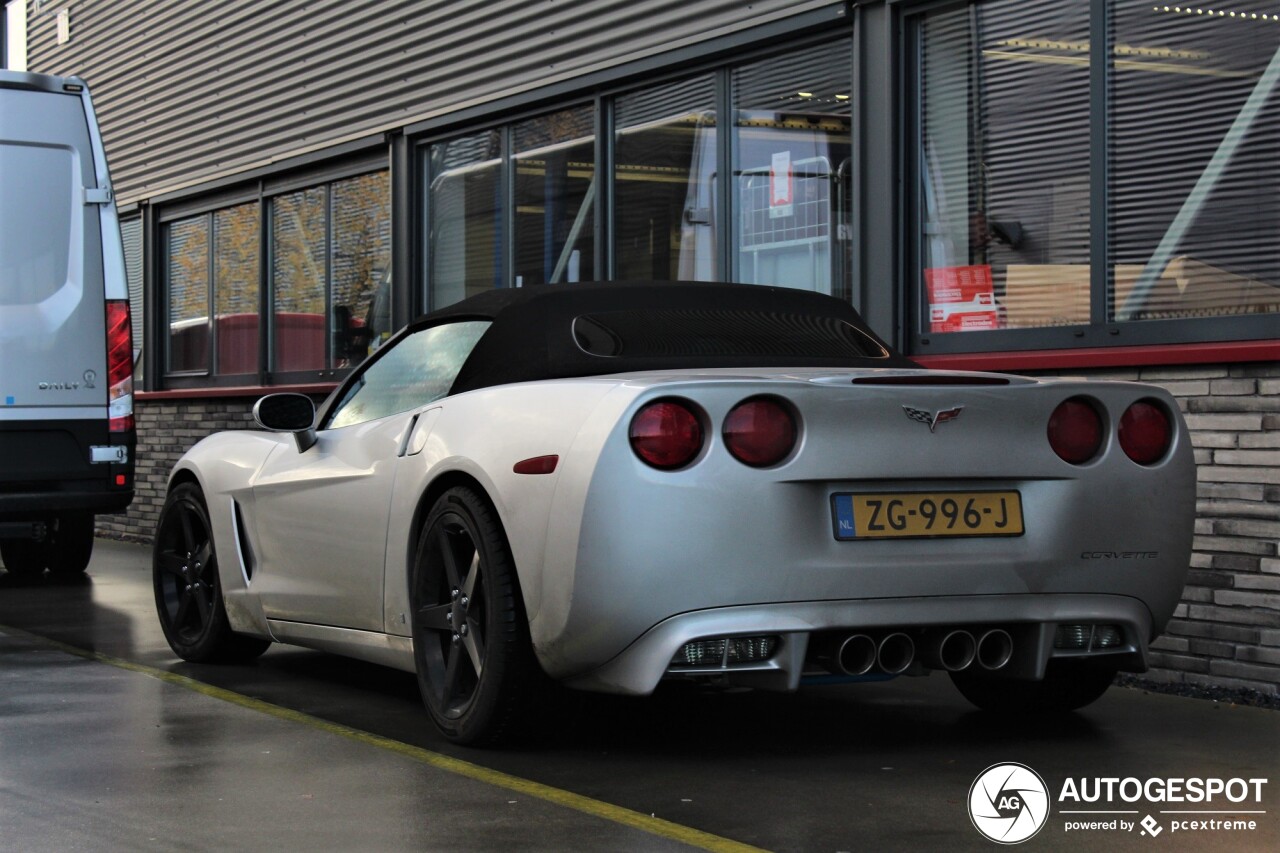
969,763,1051,844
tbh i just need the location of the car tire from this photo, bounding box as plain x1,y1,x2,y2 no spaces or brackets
153,482,271,663
45,513,95,577
411,486,538,745
951,659,1118,714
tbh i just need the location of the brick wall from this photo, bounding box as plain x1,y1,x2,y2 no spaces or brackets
1146,363,1279,696
95,398,259,542
100,365,1280,694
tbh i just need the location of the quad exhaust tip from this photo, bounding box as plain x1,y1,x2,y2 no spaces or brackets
977,628,1014,670
830,628,1012,675
929,629,977,672
837,634,877,676
876,632,915,675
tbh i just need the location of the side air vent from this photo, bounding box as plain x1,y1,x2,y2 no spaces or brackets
231,500,256,583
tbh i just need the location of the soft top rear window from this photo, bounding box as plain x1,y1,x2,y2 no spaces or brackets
572,308,889,360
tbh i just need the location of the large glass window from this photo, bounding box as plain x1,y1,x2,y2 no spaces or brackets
420,42,857,309
213,204,260,375
917,2,1091,334
614,76,718,281
270,173,390,373
1111,1,1280,323
427,131,502,309
913,0,1278,348
513,106,596,287
733,43,853,297
331,173,392,360
166,217,210,374
271,187,327,372
162,168,388,383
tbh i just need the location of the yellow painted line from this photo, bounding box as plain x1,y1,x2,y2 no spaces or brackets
0,623,765,853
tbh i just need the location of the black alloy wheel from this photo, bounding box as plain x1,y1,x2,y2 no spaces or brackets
412,486,536,745
152,482,270,663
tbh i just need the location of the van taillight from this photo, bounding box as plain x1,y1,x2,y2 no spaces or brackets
106,300,134,432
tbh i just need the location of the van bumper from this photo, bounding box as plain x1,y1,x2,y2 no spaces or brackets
0,488,134,520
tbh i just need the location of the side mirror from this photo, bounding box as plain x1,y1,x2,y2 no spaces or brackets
253,393,317,453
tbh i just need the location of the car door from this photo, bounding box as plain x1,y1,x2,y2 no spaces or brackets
249,320,490,631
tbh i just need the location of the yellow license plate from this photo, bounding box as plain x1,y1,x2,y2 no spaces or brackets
832,491,1024,540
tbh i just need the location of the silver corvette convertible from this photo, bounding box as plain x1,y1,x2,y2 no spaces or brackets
153,282,1194,744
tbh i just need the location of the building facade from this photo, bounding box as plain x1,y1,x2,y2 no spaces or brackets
6,0,1278,695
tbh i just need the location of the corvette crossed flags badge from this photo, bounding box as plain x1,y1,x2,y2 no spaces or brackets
903,405,964,432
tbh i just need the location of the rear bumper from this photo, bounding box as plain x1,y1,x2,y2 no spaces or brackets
562,594,1153,696
0,420,135,521
0,489,133,518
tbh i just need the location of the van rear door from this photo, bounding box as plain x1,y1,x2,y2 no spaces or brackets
0,85,107,414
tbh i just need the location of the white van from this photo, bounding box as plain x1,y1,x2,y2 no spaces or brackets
0,70,134,577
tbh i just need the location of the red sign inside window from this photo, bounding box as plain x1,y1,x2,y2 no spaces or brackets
925,265,1000,332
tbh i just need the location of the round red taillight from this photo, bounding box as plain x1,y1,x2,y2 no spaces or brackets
723,397,798,467
1119,400,1172,465
1048,397,1104,465
629,400,704,470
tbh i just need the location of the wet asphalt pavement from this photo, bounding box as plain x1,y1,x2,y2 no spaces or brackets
0,538,1276,852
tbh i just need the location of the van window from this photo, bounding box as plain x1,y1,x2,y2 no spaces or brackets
0,142,73,305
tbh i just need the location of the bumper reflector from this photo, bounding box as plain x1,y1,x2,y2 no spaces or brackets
1055,623,1125,651
727,636,778,663
671,636,778,668
1093,624,1123,648
1055,624,1091,650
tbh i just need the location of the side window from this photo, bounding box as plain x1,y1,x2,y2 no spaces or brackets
325,320,490,430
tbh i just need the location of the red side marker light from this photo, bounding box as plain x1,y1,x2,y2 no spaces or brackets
513,455,559,475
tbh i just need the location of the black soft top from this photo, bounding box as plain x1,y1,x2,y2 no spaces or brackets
412,280,912,395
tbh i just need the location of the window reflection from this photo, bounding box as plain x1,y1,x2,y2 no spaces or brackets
918,2,1090,332
214,204,259,375
614,76,718,281
1111,0,1280,322
167,216,209,373
428,131,502,309
733,43,852,297
327,320,490,429
331,172,391,363
268,172,391,372
513,106,595,286
272,187,327,371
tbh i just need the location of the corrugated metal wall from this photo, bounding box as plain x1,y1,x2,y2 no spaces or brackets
24,0,836,205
